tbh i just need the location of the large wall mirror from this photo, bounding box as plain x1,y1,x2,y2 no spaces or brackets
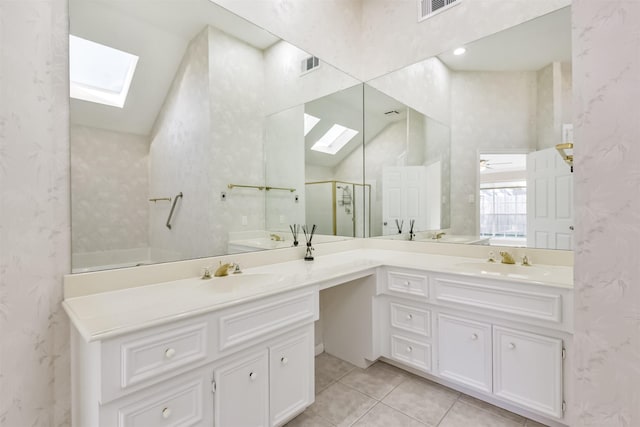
70,3,572,273
69,0,362,272
366,6,573,250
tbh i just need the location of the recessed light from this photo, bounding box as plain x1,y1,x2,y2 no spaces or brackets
453,47,466,56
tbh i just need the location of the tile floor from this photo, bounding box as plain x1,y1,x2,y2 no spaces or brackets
286,353,548,427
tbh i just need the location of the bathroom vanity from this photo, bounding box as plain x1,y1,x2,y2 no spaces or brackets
64,245,572,427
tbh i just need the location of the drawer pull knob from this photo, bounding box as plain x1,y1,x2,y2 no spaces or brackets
508,342,516,350
162,407,171,419
471,333,478,341
405,281,411,286
406,314,413,320
164,348,176,359
249,372,257,381
406,346,413,353
281,356,288,365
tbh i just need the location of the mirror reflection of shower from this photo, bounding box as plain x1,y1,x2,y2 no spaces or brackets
305,180,371,238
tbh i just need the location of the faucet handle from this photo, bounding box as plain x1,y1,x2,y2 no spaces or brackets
201,266,212,280
232,262,242,274
488,251,496,263
521,255,531,266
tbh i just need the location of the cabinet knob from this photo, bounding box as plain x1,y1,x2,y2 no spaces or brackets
508,342,516,350
405,281,411,287
281,356,288,365
471,333,478,341
162,407,171,419
249,372,257,381
406,313,413,321
164,348,176,359
406,346,413,353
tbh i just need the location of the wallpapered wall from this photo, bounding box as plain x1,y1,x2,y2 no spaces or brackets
0,0,71,426
572,1,640,425
70,125,149,259
1,0,639,426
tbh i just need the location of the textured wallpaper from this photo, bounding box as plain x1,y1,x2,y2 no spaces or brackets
572,1,640,425
3,0,639,425
149,28,215,261
0,0,71,426
264,105,306,232
450,70,537,236
70,125,149,257
367,57,452,125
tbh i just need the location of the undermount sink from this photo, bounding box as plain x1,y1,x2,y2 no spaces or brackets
454,262,552,280
199,273,284,293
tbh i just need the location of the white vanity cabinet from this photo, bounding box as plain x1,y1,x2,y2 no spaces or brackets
213,349,269,427
376,268,571,424
213,326,314,427
437,314,492,393
493,326,563,418
70,288,318,427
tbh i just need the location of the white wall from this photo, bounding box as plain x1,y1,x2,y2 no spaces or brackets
265,105,306,231
0,1,71,426
4,1,640,425
149,26,265,260
572,1,640,425
367,57,452,125
263,41,360,115
211,0,364,79
449,70,537,236
149,28,215,261
360,0,572,80
70,125,149,262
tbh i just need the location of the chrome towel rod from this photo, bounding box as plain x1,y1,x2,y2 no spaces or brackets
166,192,183,230
149,197,171,202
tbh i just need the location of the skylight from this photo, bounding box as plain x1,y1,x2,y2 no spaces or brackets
304,113,321,136
310,124,359,155
69,35,139,108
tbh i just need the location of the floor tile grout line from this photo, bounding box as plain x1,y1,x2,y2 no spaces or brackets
345,399,379,426
457,397,528,425
434,392,461,427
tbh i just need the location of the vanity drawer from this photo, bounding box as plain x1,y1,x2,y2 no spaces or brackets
217,290,317,353
101,316,211,403
390,334,432,372
100,367,212,427
389,302,431,337
433,276,562,323
387,271,429,298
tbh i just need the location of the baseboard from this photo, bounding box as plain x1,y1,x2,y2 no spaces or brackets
315,343,324,356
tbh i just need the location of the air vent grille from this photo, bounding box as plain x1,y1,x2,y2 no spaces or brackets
301,56,320,75
420,0,459,20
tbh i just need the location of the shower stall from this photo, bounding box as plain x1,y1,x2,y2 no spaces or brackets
305,181,371,238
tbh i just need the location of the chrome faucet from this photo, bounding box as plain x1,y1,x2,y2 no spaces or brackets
499,251,516,265
214,262,241,277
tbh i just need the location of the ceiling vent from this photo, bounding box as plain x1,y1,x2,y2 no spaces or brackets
419,0,460,20
301,56,320,75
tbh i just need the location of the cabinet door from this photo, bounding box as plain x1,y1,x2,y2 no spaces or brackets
269,328,314,426
493,326,563,418
214,350,269,427
437,314,492,393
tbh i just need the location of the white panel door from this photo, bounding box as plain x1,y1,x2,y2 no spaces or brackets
382,168,403,235
493,326,563,418
214,350,269,427
437,314,492,393
527,148,574,249
269,329,314,427
382,166,429,235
